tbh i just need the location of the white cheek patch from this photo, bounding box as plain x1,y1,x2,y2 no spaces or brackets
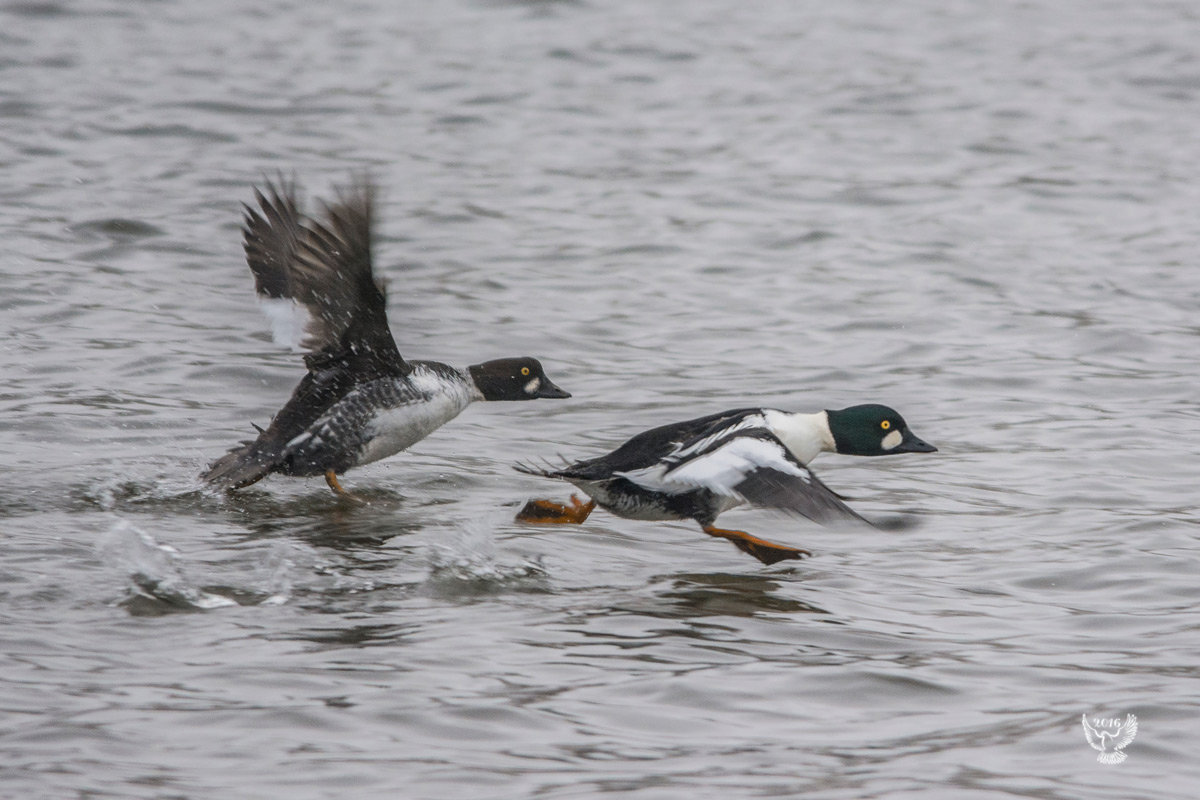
524,377,541,395
881,429,903,451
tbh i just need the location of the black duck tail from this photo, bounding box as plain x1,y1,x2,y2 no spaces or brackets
200,440,280,490
513,457,574,480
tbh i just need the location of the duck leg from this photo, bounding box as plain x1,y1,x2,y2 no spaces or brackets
324,470,362,501
701,525,811,565
516,494,596,524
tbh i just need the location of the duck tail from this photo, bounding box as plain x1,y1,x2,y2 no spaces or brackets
513,455,572,480
200,440,279,490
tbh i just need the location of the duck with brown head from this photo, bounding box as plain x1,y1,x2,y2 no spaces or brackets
201,178,570,497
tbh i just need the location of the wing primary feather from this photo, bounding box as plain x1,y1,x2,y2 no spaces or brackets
239,176,409,377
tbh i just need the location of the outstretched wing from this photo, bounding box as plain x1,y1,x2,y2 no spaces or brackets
242,178,409,377
1080,715,1102,751
625,429,868,525
1113,714,1138,749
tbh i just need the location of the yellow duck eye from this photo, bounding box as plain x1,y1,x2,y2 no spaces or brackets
521,367,531,376
881,420,891,430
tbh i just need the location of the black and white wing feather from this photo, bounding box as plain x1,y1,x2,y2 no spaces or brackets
620,428,867,525
242,178,409,378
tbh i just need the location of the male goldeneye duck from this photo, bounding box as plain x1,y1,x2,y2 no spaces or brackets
515,404,935,565
201,178,570,496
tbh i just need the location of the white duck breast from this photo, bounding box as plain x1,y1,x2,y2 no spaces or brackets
281,367,477,467
355,368,478,466
760,409,835,466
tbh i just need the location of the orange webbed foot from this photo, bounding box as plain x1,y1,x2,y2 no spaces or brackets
516,494,596,524
702,525,811,565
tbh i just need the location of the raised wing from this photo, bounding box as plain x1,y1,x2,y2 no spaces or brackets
243,178,304,309
242,178,409,378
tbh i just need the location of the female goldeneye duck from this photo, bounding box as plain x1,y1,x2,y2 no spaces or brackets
201,178,570,496
515,404,935,565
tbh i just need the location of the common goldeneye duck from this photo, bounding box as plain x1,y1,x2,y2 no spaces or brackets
515,404,935,565
201,178,570,496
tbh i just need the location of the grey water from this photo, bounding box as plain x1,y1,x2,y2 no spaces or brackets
1,1,1197,798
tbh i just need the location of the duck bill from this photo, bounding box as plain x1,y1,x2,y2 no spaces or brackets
535,379,571,399
897,433,937,453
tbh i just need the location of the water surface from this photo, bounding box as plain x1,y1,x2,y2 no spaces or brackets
1,1,1197,798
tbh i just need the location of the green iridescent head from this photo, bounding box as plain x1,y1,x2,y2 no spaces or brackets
826,404,937,457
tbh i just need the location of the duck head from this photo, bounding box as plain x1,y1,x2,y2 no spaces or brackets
469,357,571,401
826,404,937,456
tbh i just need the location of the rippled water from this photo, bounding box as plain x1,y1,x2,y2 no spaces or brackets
2,1,1198,798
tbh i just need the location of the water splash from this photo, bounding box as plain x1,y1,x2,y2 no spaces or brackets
423,520,549,597
75,471,211,515
99,519,236,612
254,541,294,606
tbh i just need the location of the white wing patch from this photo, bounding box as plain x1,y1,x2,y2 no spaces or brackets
258,297,313,352
286,430,313,449
666,414,766,463
618,433,806,497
